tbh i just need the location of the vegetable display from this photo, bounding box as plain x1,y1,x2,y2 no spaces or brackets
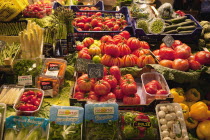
49,106,84,140
149,18,165,34
0,21,27,36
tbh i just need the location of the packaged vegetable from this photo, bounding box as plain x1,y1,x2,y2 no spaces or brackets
36,75,60,97
120,111,159,139
13,88,44,116
149,18,165,34
156,103,189,140
42,58,67,86
85,103,119,140
4,116,49,140
49,105,84,140
0,103,6,140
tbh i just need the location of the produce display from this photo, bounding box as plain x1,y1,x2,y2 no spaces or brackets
1,1,210,140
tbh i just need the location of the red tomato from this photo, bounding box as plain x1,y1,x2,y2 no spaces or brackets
78,51,91,59
77,74,95,92
113,35,127,45
119,31,130,39
106,22,114,28
113,24,120,31
122,54,137,67
149,80,162,89
100,35,112,43
120,79,137,96
87,91,98,101
188,55,195,61
104,44,120,57
145,84,157,94
36,91,42,98
139,41,150,49
76,44,85,51
94,80,111,95
159,47,175,60
101,54,112,67
153,49,160,56
127,37,140,51
159,60,173,68
103,75,118,89
123,94,140,105
105,92,116,100
189,60,202,71
82,37,94,47
120,74,135,84
112,85,123,100
132,49,150,57
195,51,210,65
74,91,85,100
103,67,108,76
156,89,168,95
84,23,91,31
90,19,98,27
172,40,183,49
76,22,85,29
172,59,189,71
27,90,36,95
174,44,191,59
20,97,28,102
160,43,167,48
110,66,121,81
93,27,102,31
118,43,131,57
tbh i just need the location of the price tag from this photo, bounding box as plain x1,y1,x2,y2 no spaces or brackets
173,123,181,134
75,58,93,73
88,64,104,78
162,35,174,47
18,75,32,86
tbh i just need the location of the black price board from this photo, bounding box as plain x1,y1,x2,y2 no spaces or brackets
162,35,174,47
88,64,104,78
75,58,93,73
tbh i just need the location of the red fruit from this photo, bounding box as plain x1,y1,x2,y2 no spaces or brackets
119,31,130,39
84,23,91,30
159,47,175,60
76,44,85,51
189,60,202,70
110,66,121,81
74,91,85,100
104,44,120,57
172,59,189,71
106,92,116,100
90,19,98,27
93,27,102,31
77,22,85,29
100,35,112,43
159,60,173,68
118,43,131,57
94,80,111,95
145,84,157,94
123,94,140,105
127,37,140,51
112,85,123,100
174,44,191,59
172,40,183,49
120,79,137,96
156,89,168,95
103,67,108,76
149,80,162,89
82,37,94,47
139,41,150,49
77,74,95,92
103,75,118,89
195,51,210,65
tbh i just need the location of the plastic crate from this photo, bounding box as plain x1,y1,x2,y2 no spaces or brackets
0,0,29,22
134,14,202,44
53,1,104,11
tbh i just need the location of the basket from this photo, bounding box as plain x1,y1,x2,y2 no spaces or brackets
0,0,29,22
134,14,202,44
53,1,104,11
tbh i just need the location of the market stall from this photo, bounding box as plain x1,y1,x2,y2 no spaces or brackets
0,0,210,139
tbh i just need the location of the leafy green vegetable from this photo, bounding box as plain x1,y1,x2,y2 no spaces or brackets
49,123,81,140
146,64,206,83
124,112,136,124
123,125,138,139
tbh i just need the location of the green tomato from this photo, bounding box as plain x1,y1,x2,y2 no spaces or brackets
92,55,101,63
123,125,139,139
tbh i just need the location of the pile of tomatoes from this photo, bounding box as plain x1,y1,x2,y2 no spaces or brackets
73,11,128,31
15,90,43,111
153,40,210,71
74,66,140,105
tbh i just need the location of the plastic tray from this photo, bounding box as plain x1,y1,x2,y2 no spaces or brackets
134,14,202,44
0,103,6,140
53,1,104,11
141,72,171,104
155,103,189,140
13,88,44,116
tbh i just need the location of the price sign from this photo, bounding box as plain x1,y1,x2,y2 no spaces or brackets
162,35,174,47
18,75,32,86
88,64,104,78
75,58,93,73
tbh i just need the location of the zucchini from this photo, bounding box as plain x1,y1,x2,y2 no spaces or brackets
171,16,187,24
178,30,194,34
164,30,178,34
164,24,180,32
185,19,192,22
177,25,196,31
164,19,172,24
178,21,195,26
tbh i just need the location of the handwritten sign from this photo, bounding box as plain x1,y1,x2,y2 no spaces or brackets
88,64,104,78
75,58,93,73
162,35,174,47
18,75,32,86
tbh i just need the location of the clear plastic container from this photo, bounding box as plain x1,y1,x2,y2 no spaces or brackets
42,58,67,86
13,88,44,116
36,75,60,97
0,103,6,140
155,103,189,140
141,72,170,104
149,18,165,34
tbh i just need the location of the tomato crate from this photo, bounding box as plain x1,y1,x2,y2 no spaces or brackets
53,1,104,11
133,14,202,44
69,72,173,111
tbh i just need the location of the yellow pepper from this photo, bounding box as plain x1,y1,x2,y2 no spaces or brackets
196,120,210,140
190,101,210,121
179,103,189,120
183,101,196,109
170,88,185,103
185,88,201,102
88,46,101,56
185,117,198,130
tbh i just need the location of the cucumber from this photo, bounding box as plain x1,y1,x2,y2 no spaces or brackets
178,30,194,34
178,21,195,26
164,24,179,32
165,23,170,26
164,19,172,24
177,25,196,31
171,16,187,24
164,30,178,34
185,19,192,22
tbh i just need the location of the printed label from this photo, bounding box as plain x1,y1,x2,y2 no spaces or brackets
40,81,53,97
162,35,174,47
18,75,32,85
45,63,60,76
94,107,114,115
134,121,151,127
173,123,181,134
57,109,79,117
